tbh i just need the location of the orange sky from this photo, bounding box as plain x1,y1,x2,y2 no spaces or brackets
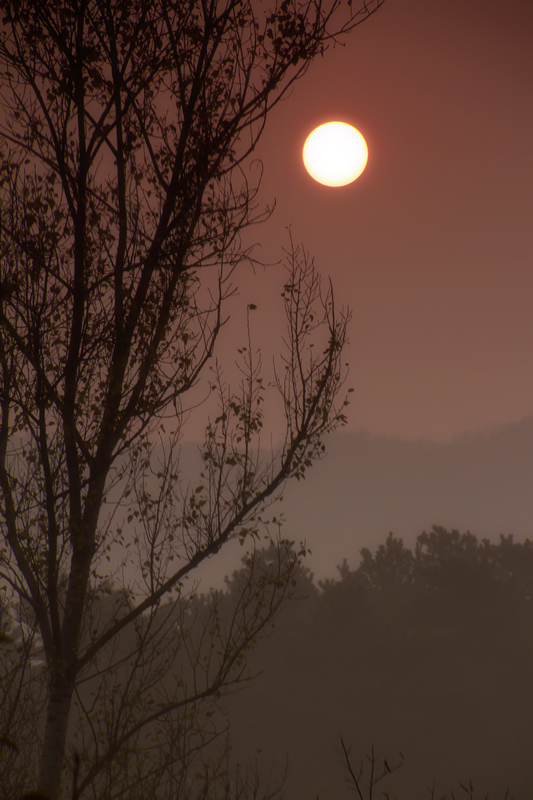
229,0,532,442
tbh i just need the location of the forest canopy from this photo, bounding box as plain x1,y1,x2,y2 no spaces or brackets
224,527,533,800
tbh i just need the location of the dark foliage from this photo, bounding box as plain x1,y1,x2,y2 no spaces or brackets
224,528,533,799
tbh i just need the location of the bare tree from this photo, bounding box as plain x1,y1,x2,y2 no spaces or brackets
0,0,383,797
340,737,404,800
339,738,512,800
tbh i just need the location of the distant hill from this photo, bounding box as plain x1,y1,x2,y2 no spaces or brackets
277,417,533,581
181,417,533,590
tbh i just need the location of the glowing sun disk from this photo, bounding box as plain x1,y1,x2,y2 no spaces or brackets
303,122,368,187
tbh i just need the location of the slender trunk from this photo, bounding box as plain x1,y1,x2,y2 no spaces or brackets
38,671,75,800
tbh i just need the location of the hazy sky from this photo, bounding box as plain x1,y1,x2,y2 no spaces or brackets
232,0,532,442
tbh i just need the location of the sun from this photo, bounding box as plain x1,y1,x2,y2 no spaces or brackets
303,122,368,187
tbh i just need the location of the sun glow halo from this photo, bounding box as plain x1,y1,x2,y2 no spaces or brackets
303,122,368,187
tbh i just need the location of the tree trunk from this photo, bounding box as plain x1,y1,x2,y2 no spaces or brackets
38,672,75,800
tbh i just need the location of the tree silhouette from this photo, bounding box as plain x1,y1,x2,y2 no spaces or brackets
223,530,533,799
0,0,384,796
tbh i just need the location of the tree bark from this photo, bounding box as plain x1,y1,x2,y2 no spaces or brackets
38,672,75,800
